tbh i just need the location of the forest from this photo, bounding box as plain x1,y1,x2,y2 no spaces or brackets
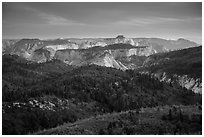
2,54,202,135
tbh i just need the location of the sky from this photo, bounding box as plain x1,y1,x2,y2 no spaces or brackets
2,2,202,43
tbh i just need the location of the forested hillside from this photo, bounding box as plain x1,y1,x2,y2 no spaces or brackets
142,46,202,79
2,55,201,135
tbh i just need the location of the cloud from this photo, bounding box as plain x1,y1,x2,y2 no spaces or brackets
115,18,158,26
19,4,85,26
38,13,85,26
113,17,201,26
158,17,201,22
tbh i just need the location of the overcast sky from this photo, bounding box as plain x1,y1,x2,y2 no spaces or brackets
2,2,202,43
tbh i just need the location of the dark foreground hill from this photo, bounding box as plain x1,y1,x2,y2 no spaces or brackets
2,54,201,135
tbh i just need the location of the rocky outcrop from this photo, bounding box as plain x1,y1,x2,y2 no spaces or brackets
2,39,19,54
31,48,51,63
160,73,202,94
54,49,83,65
54,45,153,70
110,47,155,59
91,51,128,70
114,35,135,45
140,71,202,94
175,74,202,94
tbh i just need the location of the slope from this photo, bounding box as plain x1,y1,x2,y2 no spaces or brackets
35,105,201,135
2,55,201,135
139,46,202,93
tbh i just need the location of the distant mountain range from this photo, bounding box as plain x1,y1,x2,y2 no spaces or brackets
2,35,199,66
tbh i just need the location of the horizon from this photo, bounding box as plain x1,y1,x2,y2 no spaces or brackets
2,35,201,45
2,2,202,44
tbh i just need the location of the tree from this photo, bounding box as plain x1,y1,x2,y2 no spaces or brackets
168,109,172,120
98,128,106,135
